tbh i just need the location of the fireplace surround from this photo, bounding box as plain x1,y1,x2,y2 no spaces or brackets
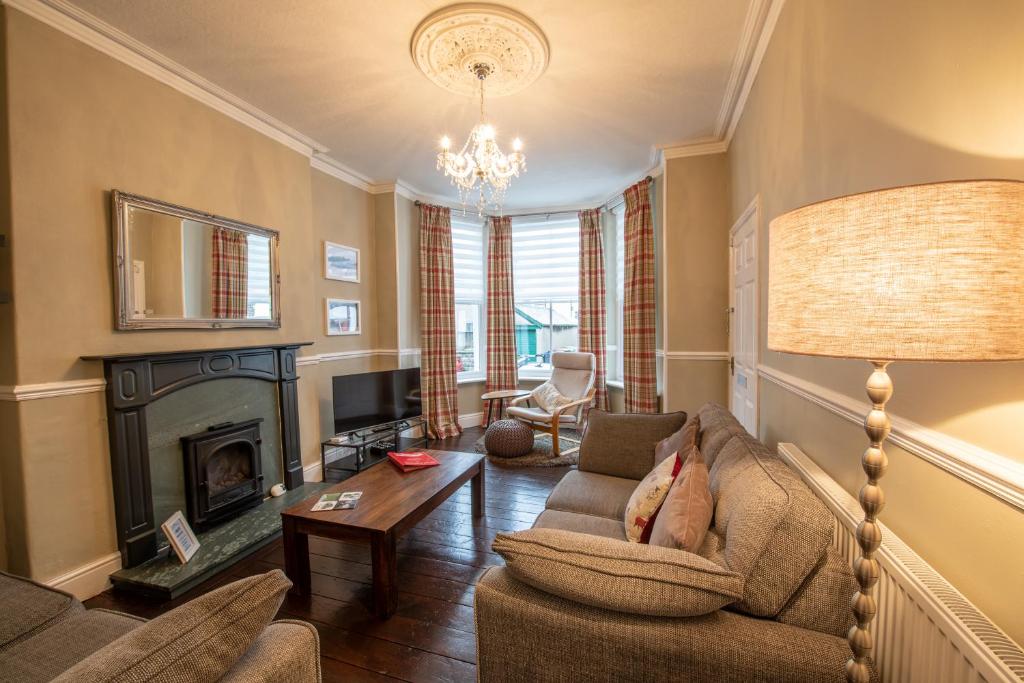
83,342,311,568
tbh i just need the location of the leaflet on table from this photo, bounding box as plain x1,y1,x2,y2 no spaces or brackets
311,491,363,511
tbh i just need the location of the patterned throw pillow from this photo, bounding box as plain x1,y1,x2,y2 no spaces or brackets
530,382,573,413
624,453,683,543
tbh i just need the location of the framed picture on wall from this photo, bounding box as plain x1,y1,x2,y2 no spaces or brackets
161,511,200,564
324,241,360,282
325,298,360,336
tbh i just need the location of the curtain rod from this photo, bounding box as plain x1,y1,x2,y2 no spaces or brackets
414,175,653,219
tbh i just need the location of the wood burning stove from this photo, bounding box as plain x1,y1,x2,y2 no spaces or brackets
181,419,265,531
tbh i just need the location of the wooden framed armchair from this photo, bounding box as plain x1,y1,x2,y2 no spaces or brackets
507,352,596,457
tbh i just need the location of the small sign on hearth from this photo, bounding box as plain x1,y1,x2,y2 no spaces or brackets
161,511,200,564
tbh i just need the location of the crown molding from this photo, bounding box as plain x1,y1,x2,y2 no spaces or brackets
659,138,730,159
659,0,784,158
715,0,785,141
310,154,372,191
759,363,1024,513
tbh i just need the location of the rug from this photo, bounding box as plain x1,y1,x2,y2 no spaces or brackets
475,429,582,467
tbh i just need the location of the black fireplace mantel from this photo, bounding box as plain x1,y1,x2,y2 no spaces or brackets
83,342,312,568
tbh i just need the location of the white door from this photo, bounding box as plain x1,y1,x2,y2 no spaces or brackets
729,198,759,436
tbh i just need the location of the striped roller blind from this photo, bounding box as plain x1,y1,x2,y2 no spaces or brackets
452,216,485,302
512,215,580,302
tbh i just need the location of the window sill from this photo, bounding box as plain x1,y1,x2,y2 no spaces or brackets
606,379,624,389
457,375,486,385
517,371,552,382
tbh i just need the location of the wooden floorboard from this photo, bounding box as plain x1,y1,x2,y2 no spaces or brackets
85,426,571,682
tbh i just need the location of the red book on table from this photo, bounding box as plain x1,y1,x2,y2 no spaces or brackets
388,451,440,472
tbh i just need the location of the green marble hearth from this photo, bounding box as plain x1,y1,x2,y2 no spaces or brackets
110,482,329,599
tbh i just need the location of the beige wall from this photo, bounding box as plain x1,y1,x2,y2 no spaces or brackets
0,9,13,570
0,10,389,580
395,195,420,352
729,0,1024,644
661,154,730,414
372,193,398,351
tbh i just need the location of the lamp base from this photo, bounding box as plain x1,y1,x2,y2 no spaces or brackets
846,360,892,683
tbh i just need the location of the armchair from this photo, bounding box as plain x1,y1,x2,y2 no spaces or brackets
507,352,596,457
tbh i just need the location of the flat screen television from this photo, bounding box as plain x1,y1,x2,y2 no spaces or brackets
332,368,423,434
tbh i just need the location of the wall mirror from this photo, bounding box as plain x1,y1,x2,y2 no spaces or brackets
112,190,281,329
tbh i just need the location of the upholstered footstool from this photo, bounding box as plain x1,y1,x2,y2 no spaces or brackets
484,419,534,458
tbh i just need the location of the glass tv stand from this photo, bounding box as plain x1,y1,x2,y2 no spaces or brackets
319,415,428,480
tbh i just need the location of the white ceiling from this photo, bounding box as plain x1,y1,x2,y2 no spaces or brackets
66,0,756,209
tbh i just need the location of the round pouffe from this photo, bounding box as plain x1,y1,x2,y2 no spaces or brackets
484,419,534,458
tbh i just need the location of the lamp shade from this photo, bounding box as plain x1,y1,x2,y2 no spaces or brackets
768,180,1024,361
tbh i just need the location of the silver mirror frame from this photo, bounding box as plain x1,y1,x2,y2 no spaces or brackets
111,190,282,330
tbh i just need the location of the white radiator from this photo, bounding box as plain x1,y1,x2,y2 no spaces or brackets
777,443,1024,683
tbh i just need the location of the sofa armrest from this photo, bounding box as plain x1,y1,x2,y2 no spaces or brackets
492,529,743,617
221,620,321,683
475,567,869,683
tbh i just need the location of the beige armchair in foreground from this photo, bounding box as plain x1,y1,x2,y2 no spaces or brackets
507,351,596,457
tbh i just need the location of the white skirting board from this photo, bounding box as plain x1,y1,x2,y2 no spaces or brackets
777,443,1024,683
45,551,122,600
458,412,484,429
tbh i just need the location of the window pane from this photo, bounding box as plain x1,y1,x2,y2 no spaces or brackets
455,302,481,374
513,216,580,374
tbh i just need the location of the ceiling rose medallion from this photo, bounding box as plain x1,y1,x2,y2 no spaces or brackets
411,3,549,213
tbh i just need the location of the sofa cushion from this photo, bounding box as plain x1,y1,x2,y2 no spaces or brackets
578,410,687,480
777,546,857,638
544,470,637,521
533,509,627,541
708,428,833,617
53,569,291,683
649,445,714,552
0,570,84,653
220,620,321,683
0,609,144,682
697,403,748,468
654,413,701,467
624,453,681,543
492,528,744,617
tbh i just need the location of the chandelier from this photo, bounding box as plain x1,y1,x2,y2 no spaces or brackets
437,63,526,214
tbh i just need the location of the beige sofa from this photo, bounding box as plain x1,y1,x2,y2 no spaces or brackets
0,568,319,682
476,403,873,682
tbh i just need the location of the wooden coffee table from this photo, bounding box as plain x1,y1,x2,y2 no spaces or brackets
280,449,485,619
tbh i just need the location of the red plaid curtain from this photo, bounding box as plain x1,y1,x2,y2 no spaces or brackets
212,228,248,318
486,216,518,393
578,208,608,411
419,204,463,439
623,178,658,413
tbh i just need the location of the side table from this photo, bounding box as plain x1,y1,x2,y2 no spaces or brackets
481,389,531,426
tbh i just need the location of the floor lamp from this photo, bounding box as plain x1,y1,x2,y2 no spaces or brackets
766,180,1024,683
